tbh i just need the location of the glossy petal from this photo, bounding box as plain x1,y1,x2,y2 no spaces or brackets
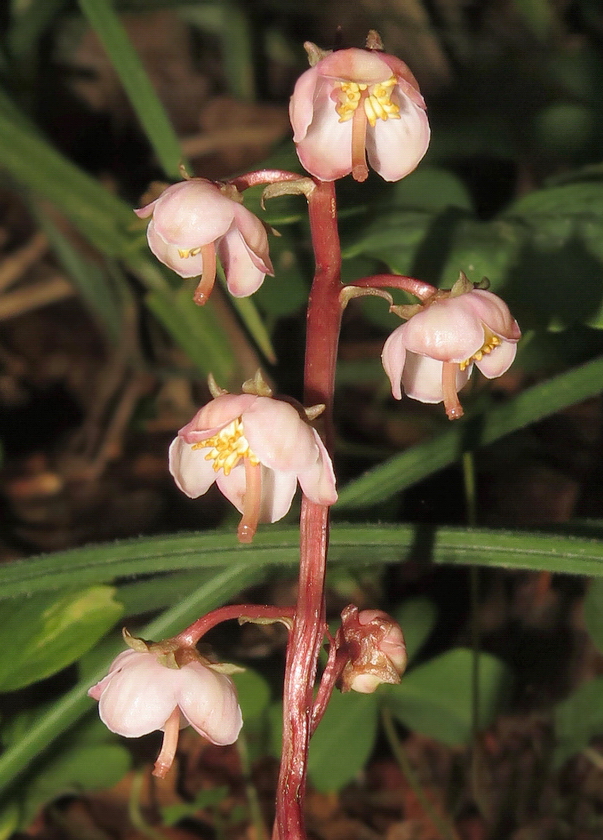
289,65,321,143
366,97,430,182
475,339,517,378
292,78,354,181
140,181,235,249
218,220,271,298
168,437,219,498
317,48,392,84
175,663,242,745
243,398,319,472
146,223,206,278
401,298,487,362
179,394,258,443
402,353,471,404
217,463,298,522
459,289,521,340
382,327,408,400
297,429,338,506
94,652,179,737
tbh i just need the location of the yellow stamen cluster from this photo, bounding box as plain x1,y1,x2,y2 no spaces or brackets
178,246,202,259
192,418,259,476
459,334,501,371
335,76,400,127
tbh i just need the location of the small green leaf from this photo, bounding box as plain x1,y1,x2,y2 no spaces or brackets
554,677,603,767
392,598,438,665
0,586,123,691
386,167,473,212
232,668,271,721
308,690,379,792
21,744,131,828
385,648,511,746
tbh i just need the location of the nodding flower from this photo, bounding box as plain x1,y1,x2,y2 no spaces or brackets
88,644,242,779
289,43,429,183
135,179,273,304
382,285,521,420
169,391,337,543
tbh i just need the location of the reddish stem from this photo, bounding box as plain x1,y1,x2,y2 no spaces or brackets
350,274,437,301
174,604,296,648
275,180,342,840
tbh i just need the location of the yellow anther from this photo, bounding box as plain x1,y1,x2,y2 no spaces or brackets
192,418,259,476
335,74,400,125
178,246,202,259
459,334,502,371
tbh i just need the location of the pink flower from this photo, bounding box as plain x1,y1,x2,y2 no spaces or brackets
382,288,521,419
338,606,407,694
88,648,242,778
135,179,273,304
169,392,337,543
289,46,429,183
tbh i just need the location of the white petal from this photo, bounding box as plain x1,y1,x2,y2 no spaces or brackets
97,654,179,738
402,353,471,404
297,429,337,506
168,437,218,498
243,398,318,472
176,663,243,746
475,340,517,378
366,97,430,182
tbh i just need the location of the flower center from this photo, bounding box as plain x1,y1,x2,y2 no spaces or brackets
459,333,502,371
192,418,259,476
335,76,401,127
177,246,202,258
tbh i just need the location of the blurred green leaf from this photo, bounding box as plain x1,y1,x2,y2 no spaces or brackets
0,562,263,794
146,284,236,384
77,0,184,178
0,586,123,691
21,744,131,827
385,167,473,212
393,598,438,665
554,677,603,767
308,690,379,792
385,648,511,746
232,668,271,721
337,355,603,509
162,787,229,826
583,579,603,655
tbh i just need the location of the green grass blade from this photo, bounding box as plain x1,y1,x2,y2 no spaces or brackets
0,562,262,793
3,523,603,602
337,355,603,508
77,0,184,178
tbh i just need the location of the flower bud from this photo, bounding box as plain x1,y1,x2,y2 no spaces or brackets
338,605,407,694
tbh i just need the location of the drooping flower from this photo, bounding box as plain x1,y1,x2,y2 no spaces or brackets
338,606,407,694
88,643,242,778
382,284,521,420
169,391,337,543
289,41,429,183
135,179,273,304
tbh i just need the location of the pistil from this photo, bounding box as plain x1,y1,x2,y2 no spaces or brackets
442,362,463,420
153,707,180,778
237,458,262,543
192,243,217,306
